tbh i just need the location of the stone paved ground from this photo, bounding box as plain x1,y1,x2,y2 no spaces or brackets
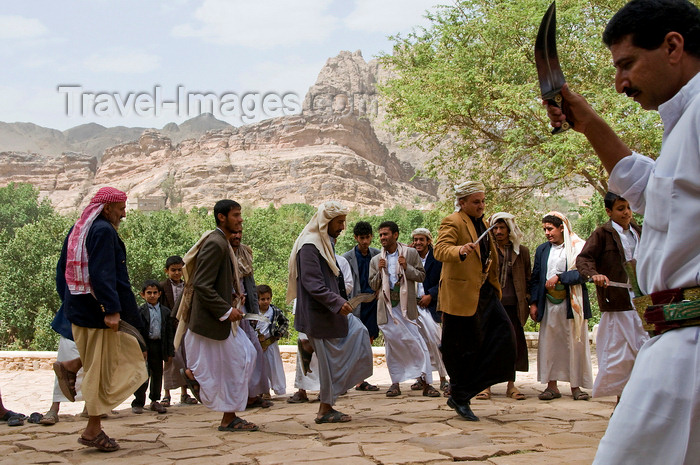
0,349,610,464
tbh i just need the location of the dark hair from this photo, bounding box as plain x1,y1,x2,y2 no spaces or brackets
353,221,373,237
165,255,184,269
378,221,399,234
141,279,162,293
604,192,626,210
213,199,241,226
541,215,563,228
493,218,510,232
256,284,272,297
603,0,700,58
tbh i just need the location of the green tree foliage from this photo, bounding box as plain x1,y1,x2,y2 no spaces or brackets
119,208,212,296
0,213,73,349
379,0,664,205
0,183,56,246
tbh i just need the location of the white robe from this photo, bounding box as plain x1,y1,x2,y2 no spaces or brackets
184,328,256,412
593,72,700,465
257,306,287,395
416,274,447,378
294,331,321,391
380,304,433,384
537,243,593,388
592,220,649,398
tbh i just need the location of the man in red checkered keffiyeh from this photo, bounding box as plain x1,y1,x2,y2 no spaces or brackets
65,187,128,295
54,186,148,452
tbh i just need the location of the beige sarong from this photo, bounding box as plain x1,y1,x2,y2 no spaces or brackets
72,324,148,416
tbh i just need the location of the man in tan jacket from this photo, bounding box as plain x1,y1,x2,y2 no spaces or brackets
369,221,436,398
434,181,516,421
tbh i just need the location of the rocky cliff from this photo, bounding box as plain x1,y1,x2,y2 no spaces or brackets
0,51,438,213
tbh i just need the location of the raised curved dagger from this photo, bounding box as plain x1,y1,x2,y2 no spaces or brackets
534,1,573,134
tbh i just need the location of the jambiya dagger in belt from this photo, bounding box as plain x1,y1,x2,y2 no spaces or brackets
535,1,574,134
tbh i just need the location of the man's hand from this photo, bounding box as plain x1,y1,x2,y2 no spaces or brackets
544,84,598,134
544,84,631,174
459,243,477,256
378,258,386,269
228,307,245,322
104,312,121,332
398,255,407,270
418,294,432,308
339,302,353,316
591,274,610,287
529,304,538,322
545,275,560,290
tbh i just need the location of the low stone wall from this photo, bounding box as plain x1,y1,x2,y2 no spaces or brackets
1,332,594,371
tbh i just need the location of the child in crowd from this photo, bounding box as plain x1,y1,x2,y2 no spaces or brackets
576,192,648,405
255,285,289,398
160,256,196,406
132,280,175,414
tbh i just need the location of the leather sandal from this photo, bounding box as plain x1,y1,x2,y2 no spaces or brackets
423,384,441,397
475,388,491,400
410,379,425,391
507,386,526,400
287,391,309,403
386,383,401,397
572,388,590,401
78,430,120,452
538,388,562,400
53,362,77,402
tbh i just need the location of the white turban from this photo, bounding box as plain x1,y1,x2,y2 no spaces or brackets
488,212,524,255
453,181,485,212
411,228,433,241
286,201,349,303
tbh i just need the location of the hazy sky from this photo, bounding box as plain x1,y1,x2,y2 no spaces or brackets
1,0,440,130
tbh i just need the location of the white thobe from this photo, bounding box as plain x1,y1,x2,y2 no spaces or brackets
416,256,447,378
593,72,700,465
184,328,256,412
257,306,287,395
537,243,593,388
379,251,432,384
592,220,648,398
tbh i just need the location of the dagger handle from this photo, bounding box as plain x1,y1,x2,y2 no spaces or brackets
545,92,574,135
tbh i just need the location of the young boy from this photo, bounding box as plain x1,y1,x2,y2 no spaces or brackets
160,256,196,406
255,285,289,398
576,193,648,405
132,280,175,414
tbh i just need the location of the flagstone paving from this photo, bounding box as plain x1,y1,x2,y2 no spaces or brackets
0,349,611,464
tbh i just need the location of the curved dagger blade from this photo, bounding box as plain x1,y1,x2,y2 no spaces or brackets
535,1,566,98
535,1,571,133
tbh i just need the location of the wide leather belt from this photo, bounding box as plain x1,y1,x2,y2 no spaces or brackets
634,287,700,335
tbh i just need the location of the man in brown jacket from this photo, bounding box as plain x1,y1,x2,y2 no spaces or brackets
475,212,531,401
434,181,516,421
181,199,258,431
576,192,648,404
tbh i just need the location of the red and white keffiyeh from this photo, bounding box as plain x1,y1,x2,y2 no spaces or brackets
65,187,127,295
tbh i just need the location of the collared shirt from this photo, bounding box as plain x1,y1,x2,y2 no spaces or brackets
417,255,427,298
170,279,184,306
148,303,161,340
611,220,639,262
386,249,400,288
609,71,700,293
